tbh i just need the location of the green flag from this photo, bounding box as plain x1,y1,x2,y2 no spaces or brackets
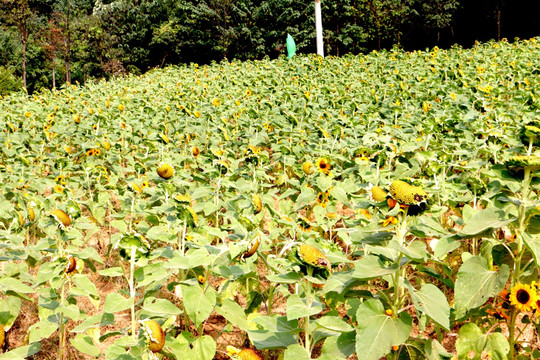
286,34,296,59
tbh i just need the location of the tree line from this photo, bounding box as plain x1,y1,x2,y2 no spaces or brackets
0,0,538,94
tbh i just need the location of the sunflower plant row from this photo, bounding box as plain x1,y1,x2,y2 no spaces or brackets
0,37,540,360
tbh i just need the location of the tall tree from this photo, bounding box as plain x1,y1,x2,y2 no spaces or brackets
1,0,32,90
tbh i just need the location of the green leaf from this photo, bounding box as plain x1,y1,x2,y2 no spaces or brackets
352,255,398,280
454,256,510,319
70,334,101,357
329,187,349,206
142,298,183,316
409,284,450,330
248,315,299,349
0,343,41,359
71,274,100,299
295,186,316,209
354,299,412,360
28,320,58,343
103,293,132,313
523,232,540,267
314,315,353,333
283,344,311,360
215,299,249,331
190,335,216,360
266,272,302,284
460,207,516,236
456,323,509,360
0,296,21,330
180,284,216,328
0,277,34,294
318,332,356,360
286,294,323,321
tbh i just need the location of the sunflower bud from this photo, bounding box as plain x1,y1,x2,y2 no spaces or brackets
302,161,314,175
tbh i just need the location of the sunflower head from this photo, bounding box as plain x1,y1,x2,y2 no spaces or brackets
238,348,263,360
64,255,77,274
315,158,331,174
116,232,151,261
128,182,143,194
369,185,388,203
192,146,200,157
28,202,36,222
253,194,262,214
297,244,330,269
241,233,261,260
509,283,538,312
302,161,314,175
140,319,165,353
158,133,169,144
157,162,174,179
505,155,540,170
174,194,192,206
50,209,71,229
0,324,4,348
389,180,428,205
214,159,230,175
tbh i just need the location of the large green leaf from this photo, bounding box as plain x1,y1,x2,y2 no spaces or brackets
454,256,509,319
180,284,216,328
352,255,398,280
460,207,516,236
70,334,101,357
215,299,249,331
409,284,450,330
247,315,299,349
286,294,324,321
283,344,311,360
456,323,509,360
354,299,412,360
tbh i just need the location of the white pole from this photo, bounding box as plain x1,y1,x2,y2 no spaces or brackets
315,0,324,57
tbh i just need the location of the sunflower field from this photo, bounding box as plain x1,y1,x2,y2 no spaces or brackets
1,37,540,360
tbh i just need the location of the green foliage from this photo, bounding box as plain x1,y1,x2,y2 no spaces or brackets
0,66,22,95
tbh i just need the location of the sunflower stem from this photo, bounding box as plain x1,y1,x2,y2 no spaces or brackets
129,246,137,340
304,266,313,356
508,307,518,359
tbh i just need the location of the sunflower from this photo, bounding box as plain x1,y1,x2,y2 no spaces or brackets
366,184,387,203
297,244,330,269
226,346,263,360
157,162,174,179
50,209,71,229
140,319,165,353
302,161,314,175
214,159,230,175
64,255,77,274
316,157,331,174
192,146,200,157
253,194,262,214
241,232,261,260
128,182,142,194
389,180,428,206
509,283,538,312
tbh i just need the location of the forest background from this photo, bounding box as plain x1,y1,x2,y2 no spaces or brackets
0,0,539,94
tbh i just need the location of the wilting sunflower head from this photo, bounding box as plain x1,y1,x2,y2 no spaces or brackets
297,244,330,269
253,194,262,214
520,120,540,145
140,319,165,353
128,182,143,194
505,155,540,170
316,157,331,174
158,133,169,144
116,232,151,261
302,161,314,175
174,194,192,206
157,162,174,179
28,202,36,222
509,283,538,312
50,209,71,229
389,180,428,205
238,348,263,360
192,146,200,157
64,254,77,274
241,233,261,260
367,184,387,203
214,159,230,175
